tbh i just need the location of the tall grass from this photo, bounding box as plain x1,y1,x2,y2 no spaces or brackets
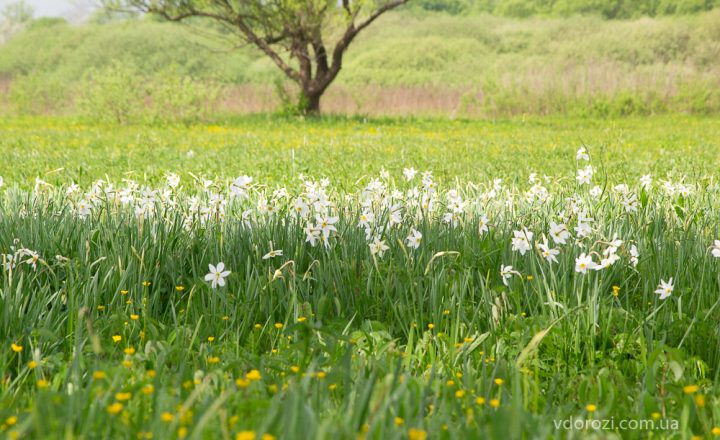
1,148,720,438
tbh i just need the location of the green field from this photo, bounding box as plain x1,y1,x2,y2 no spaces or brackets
1,115,719,186
2,116,720,439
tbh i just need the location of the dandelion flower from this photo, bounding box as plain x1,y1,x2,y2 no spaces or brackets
107,402,123,415
408,428,427,440
683,384,698,394
246,369,262,381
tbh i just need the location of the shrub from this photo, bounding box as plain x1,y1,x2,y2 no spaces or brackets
76,62,222,124
7,74,70,115
76,62,146,124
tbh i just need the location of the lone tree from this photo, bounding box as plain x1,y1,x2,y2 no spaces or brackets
108,0,409,114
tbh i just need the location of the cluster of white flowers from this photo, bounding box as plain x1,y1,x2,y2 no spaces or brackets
4,146,716,300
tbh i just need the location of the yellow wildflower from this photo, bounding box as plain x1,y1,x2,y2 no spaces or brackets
408,428,427,440
236,432,256,440
683,385,699,394
246,370,262,381
107,402,123,415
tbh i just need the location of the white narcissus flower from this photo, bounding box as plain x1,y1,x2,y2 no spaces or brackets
640,174,652,189
576,166,594,185
304,224,320,247
263,249,283,260
478,214,489,235
406,228,422,250
0,176,4,187
549,221,570,245
3,254,15,271
576,147,589,161
166,173,180,188
230,175,253,198
500,265,519,286
630,245,639,267
19,249,40,271
358,210,374,229
293,198,309,218
77,199,92,219
537,239,560,264
575,253,597,274
712,240,720,258
403,167,417,181
317,215,339,239
205,262,231,288
575,212,593,238
369,237,389,258
511,229,533,255
388,205,403,228
655,278,674,300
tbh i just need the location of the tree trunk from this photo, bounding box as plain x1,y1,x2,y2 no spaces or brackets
301,89,322,115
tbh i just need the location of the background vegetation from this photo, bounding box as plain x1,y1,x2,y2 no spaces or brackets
413,0,720,18
0,5,719,119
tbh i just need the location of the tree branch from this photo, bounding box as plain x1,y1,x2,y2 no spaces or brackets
329,0,408,79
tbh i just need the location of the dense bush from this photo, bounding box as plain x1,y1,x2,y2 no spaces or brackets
76,62,221,124
6,74,69,115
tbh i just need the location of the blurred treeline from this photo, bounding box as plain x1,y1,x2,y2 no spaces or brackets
412,0,719,18
0,1,719,121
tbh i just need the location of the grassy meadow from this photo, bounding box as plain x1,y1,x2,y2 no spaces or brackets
1,115,720,439
1,115,719,186
3,1,720,438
